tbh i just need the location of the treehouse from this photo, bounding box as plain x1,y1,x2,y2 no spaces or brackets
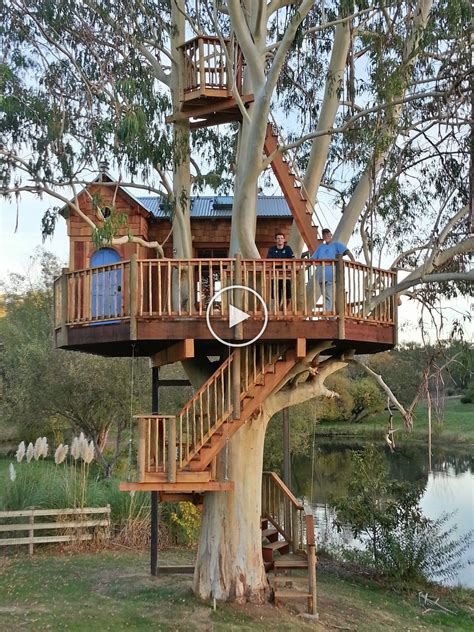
51,33,399,612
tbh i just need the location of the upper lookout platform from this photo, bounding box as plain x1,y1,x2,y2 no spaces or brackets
166,36,254,129
54,255,397,358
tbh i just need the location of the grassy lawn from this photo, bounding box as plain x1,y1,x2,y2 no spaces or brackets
0,549,473,631
316,398,474,445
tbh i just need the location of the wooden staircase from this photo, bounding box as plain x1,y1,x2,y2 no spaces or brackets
261,472,318,617
264,122,320,254
125,342,298,491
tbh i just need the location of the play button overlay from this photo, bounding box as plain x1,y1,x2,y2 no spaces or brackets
206,285,268,348
229,304,250,329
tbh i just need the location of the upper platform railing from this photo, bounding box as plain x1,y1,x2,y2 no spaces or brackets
179,36,244,100
54,256,397,332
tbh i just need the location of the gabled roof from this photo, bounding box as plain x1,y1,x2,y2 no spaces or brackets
137,195,292,219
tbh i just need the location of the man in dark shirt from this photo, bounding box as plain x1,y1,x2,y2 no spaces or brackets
267,232,294,308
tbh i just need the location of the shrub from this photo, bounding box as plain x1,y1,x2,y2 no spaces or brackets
378,511,473,585
460,383,474,404
332,444,473,585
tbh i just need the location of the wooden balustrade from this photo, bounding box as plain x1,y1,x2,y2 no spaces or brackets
54,258,397,330
64,261,130,324
176,355,234,468
180,36,244,97
138,258,234,318
135,415,177,482
262,471,305,554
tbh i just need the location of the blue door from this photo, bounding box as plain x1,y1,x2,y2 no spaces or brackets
90,248,122,321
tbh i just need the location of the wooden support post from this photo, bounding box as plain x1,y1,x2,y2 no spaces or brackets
305,509,318,618
198,38,205,92
151,367,159,576
307,543,318,616
296,338,306,359
28,510,34,555
167,417,177,483
291,505,299,553
129,254,138,340
232,349,241,420
283,407,291,489
150,490,158,576
137,418,146,483
393,287,399,346
58,268,69,347
335,255,346,339
234,253,243,340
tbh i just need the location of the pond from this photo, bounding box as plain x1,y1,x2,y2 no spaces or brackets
292,442,474,588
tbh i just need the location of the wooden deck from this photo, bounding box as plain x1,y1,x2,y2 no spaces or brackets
54,256,397,356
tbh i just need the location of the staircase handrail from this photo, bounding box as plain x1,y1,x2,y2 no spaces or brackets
263,471,303,510
262,470,305,553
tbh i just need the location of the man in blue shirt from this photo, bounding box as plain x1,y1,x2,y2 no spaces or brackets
267,232,294,308
311,228,355,313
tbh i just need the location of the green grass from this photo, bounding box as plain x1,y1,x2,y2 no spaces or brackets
316,398,474,445
0,549,472,630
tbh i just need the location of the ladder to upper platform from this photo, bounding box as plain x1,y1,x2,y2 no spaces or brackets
264,123,320,254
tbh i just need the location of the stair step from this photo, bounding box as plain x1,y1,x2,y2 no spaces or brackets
261,527,279,540
274,558,309,569
262,540,290,552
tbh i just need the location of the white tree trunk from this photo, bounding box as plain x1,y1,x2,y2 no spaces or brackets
193,416,270,602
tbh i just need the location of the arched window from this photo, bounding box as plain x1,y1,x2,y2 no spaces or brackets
90,248,122,321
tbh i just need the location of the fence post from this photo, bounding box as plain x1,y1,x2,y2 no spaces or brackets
29,510,35,555
129,254,138,340
335,255,346,339
167,417,177,483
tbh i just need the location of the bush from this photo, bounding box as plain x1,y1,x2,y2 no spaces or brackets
332,444,473,585
378,511,473,585
460,383,474,404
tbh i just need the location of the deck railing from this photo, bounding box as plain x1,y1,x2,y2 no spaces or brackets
55,256,397,329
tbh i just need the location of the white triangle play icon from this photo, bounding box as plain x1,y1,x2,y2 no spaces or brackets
229,304,250,329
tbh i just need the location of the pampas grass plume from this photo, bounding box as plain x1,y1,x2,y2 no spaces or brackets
15,441,26,463
54,444,69,465
70,437,81,460
26,442,34,463
9,463,16,482
83,440,95,464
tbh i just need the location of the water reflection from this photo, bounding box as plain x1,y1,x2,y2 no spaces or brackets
291,442,474,588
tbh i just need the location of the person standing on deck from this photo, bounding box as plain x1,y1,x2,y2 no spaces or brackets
267,232,294,309
311,228,355,312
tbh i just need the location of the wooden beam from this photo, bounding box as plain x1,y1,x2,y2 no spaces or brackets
296,338,306,358
119,481,234,492
150,339,195,368
157,566,195,575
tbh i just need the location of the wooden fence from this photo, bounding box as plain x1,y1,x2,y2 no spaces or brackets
0,505,111,554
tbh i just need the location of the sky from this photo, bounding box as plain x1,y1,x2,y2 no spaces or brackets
1,191,472,344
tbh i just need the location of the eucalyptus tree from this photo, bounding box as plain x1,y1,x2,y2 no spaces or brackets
1,0,472,604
